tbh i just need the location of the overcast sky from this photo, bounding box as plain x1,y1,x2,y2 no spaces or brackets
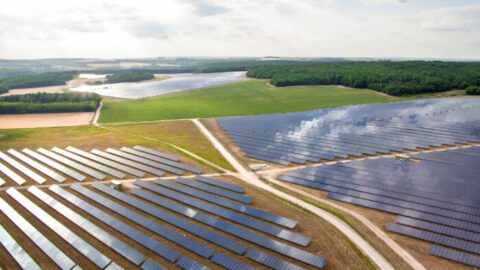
0,0,479,59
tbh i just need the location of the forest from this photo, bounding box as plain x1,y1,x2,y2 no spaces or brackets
105,71,154,83
0,92,101,114
247,61,480,96
0,72,76,94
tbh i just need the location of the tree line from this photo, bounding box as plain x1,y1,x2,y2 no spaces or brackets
246,61,480,96
105,71,154,83
0,92,101,114
0,72,77,94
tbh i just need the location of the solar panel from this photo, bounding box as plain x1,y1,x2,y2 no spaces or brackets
22,148,86,182
0,177,4,187
150,180,309,246
66,146,145,178
140,259,166,270
194,175,245,193
175,256,210,270
52,147,125,179
6,187,112,269
49,185,181,262
28,186,146,266
0,224,41,270
133,145,179,161
8,149,66,183
131,185,324,268
0,150,46,184
70,184,215,259
37,148,105,180
0,162,26,185
175,177,253,204
121,147,202,174
245,249,307,270
429,245,480,268
104,262,124,270
90,149,165,176
211,252,255,270
387,223,480,255
0,195,75,269
106,148,184,175
91,182,248,254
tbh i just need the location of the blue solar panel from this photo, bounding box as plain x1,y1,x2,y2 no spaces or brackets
149,180,310,246
175,177,253,204
245,249,309,270
175,256,210,270
91,182,248,254
49,185,181,262
141,259,166,270
70,184,215,259
429,245,480,267
156,178,297,228
133,181,327,268
0,224,41,270
194,176,245,193
211,252,255,270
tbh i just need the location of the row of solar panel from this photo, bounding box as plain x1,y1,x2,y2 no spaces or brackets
0,145,202,186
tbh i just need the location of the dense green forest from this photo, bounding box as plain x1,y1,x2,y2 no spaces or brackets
0,72,77,94
0,92,101,114
466,86,480,95
105,71,154,83
247,61,480,96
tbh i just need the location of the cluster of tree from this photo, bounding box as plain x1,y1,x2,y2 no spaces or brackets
466,86,480,95
246,61,480,96
0,71,77,94
105,71,154,83
0,92,101,114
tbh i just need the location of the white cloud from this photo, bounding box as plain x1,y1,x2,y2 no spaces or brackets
419,4,480,31
361,0,407,5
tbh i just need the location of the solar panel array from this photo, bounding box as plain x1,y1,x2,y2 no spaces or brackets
0,145,202,186
278,146,480,267
0,174,328,269
217,98,480,165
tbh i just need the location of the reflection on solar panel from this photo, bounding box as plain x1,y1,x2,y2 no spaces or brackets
133,181,326,268
28,186,146,266
8,149,66,183
106,148,184,175
175,177,253,204
49,185,181,262
211,252,254,270
151,179,310,246
70,184,215,259
0,196,75,269
218,98,480,164
6,188,112,269
23,148,86,182
91,149,165,176
92,182,248,254
194,175,245,193
38,148,105,180
175,256,210,270
104,262,124,270
121,147,202,174
52,147,125,179
0,162,25,185
245,248,306,270
66,146,145,178
429,245,480,268
155,178,297,228
140,259,166,270
133,145,179,161
0,151,46,184
0,224,41,270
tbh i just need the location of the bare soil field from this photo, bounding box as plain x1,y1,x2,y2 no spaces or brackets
0,85,66,96
0,112,94,129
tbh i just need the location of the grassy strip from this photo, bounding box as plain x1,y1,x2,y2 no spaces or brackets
99,79,397,122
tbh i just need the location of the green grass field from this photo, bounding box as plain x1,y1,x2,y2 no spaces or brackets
99,79,398,123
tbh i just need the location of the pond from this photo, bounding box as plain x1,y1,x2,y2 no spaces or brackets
72,71,246,99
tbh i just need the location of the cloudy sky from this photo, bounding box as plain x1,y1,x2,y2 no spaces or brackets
0,0,479,59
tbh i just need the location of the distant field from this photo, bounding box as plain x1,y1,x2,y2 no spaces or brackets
99,79,396,122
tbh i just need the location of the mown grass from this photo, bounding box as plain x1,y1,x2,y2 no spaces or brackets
99,79,397,123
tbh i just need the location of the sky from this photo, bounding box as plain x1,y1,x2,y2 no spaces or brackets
0,0,479,59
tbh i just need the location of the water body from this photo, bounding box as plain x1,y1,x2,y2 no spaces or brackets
78,73,108,79
72,71,246,99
